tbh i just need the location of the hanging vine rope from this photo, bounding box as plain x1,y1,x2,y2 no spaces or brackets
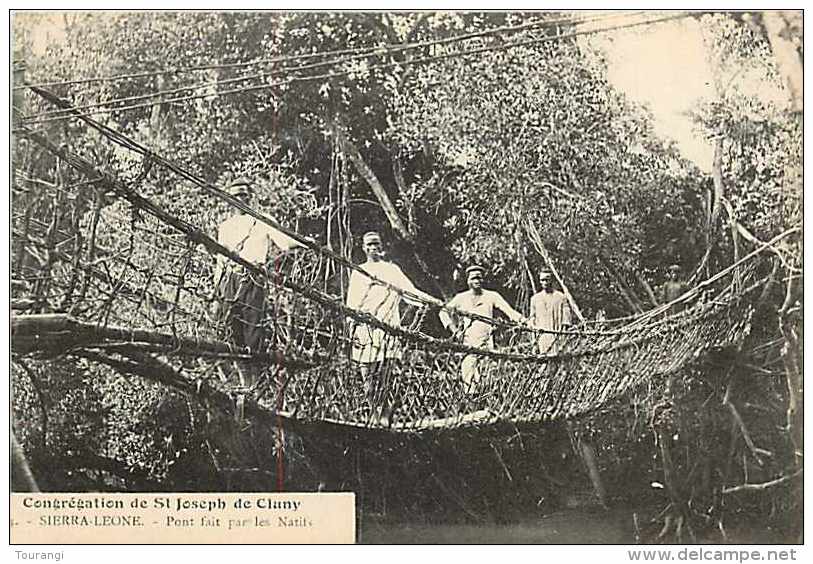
11,102,776,434
18,12,690,127
15,11,639,92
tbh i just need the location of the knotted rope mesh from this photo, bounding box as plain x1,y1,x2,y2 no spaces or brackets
11,93,760,433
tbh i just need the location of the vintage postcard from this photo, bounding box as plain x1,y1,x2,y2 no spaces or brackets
9,9,803,548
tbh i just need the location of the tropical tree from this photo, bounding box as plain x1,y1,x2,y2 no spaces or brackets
10,12,802,540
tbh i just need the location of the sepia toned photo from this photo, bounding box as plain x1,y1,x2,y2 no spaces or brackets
9,9,802,546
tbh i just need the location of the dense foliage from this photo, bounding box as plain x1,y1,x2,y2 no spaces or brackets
11,11,801,540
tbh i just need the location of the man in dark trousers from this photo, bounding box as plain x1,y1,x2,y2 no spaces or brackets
214,178,301,390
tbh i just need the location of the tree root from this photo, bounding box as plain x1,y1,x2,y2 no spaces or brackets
651,504,697,543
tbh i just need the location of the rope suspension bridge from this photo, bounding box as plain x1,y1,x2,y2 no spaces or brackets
9,16,803,538
11,84,781,439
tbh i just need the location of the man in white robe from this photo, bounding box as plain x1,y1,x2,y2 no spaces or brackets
529,269,572,355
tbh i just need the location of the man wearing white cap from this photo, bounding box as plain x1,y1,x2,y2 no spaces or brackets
215,177,303,389
439,265,525,389
529,268,572,355
346,231,441,424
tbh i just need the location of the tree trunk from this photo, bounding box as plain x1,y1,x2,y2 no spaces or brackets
335,125,410,241
11,431,40,492
336,124,449,299
392,155,415,237
779,319,802,464
695,137,725,281
761,11,802,114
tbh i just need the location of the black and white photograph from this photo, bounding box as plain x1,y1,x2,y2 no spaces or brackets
9,8,803,547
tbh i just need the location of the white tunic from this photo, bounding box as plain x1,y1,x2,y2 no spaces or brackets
218,214,301,265
346,260,432,363
439,289,524,348
439,289,524,389
529,289,572,354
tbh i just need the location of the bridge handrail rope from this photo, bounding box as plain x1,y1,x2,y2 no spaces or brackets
11,147,758,432
16,119,763,368
20,85,785,356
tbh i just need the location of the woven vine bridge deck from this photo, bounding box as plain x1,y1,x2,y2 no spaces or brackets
11,88,771,434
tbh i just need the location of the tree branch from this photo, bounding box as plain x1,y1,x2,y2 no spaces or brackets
722,469,802,495
723,379,765,468
634,271,659,308
11,431,40,492
335,124,411,241
336,123,449,299
525,219,585,323
599,259,643,315
721,197,799,272
11,313,321,368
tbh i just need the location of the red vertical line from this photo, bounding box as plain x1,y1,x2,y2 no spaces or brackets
275,254,285,492
265,15,286,493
